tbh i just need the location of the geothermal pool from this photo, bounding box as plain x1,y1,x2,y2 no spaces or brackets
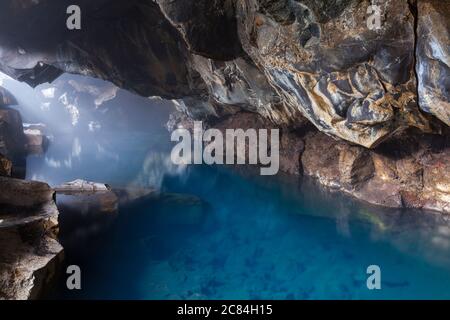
26,129,450,300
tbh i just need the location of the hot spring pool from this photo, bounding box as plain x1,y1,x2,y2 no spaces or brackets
26,130,450,300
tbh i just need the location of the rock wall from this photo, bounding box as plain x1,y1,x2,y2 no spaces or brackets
0,177,63,300
177,111,449,213
0,0,447,147
0,0,448,212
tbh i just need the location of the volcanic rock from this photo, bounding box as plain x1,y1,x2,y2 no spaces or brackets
0,177,63,300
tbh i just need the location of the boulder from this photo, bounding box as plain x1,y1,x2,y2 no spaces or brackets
0,177,63,300
0,176,54,207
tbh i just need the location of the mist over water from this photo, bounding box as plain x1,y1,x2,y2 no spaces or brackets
4,73,450,299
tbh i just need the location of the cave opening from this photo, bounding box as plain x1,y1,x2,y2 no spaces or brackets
0,0,449,301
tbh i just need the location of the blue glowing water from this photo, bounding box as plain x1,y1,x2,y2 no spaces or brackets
26,130,450,300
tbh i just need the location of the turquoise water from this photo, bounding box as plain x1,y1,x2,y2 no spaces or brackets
26,130,450,300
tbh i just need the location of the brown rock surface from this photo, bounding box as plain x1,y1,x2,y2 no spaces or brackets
0,177,63,300
416,0,450,126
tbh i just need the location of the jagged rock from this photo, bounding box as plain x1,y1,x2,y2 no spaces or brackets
0,0,204,98
0,154,12,177
0,177,63,300
0,0,447,148
186,55,292,122
416,0,450,126
236,0,438,148
0,176,54,207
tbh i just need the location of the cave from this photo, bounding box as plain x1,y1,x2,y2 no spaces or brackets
0,0,449,301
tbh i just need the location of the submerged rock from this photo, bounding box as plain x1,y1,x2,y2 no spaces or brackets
56,190,118,215
0,177,63,300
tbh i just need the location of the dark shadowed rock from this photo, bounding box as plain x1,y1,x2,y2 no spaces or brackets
0,0,447,148
0,107,26,160
156,0,243,60
0,0,204,99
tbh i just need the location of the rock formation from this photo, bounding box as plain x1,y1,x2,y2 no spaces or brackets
0,177,63,300
0,0,447,143
0,0,447,211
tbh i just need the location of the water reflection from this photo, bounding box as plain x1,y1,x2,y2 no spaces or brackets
131,152,187,190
